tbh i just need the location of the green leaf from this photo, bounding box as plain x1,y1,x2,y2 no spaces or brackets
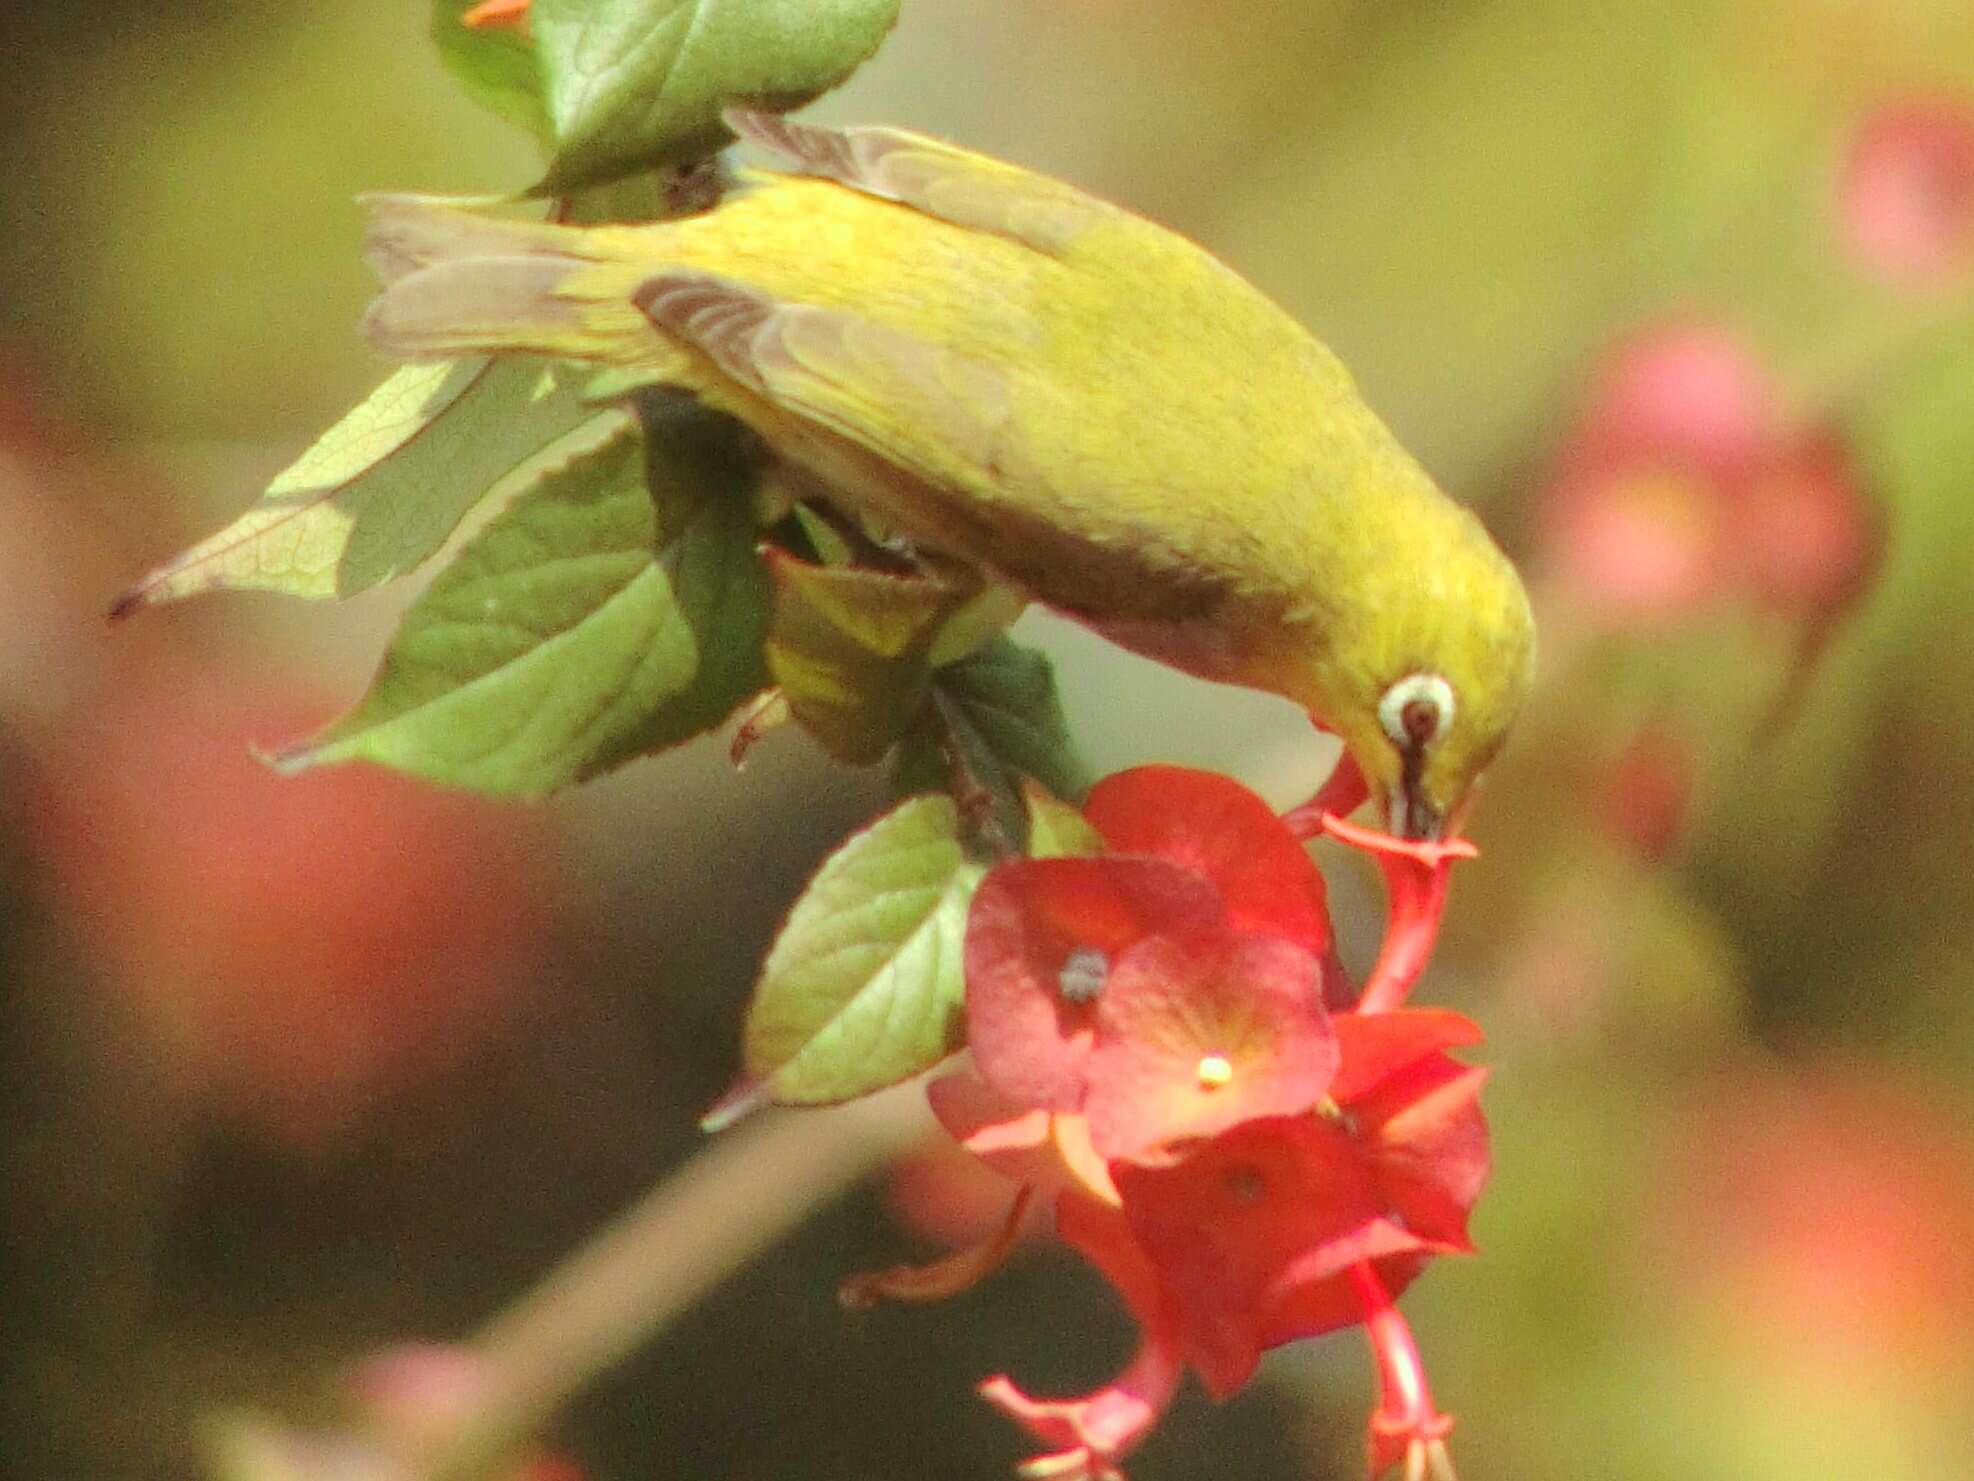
115,358,605,610
1022,781,1104,859
283,412,768,795
745,795,984,1104
530,0,902,193
925,581,1027,667
763,554,968,764
605,396,773,758
891,637,1087,855
432,0,550,139
936,635,1091,803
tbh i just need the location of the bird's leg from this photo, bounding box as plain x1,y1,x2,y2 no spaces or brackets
1317,813,1476,1015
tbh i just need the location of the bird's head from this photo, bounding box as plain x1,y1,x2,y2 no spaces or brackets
1320,536,1537,842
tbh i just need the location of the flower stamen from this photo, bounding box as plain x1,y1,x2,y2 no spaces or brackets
1195,1054,1234,1090
1059,946,1110,1004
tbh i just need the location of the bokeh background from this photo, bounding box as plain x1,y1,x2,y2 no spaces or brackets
5,1,1974,1478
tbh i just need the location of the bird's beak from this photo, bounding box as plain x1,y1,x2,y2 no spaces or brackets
1387,782,1444,841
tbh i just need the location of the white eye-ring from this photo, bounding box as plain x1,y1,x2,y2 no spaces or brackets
1379,672,1456,751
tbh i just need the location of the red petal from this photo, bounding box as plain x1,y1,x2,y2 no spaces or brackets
1113,1115,1393,1396
1257,1228,1437,1361
1084,766,1332,956
966,856,1221,1110
1083,932,1337,1163
978,1323,1183,1479
1355,1057,1492,1249
981,1202,1186,1477
1330,1009,1484,1105
925,1070,1120,1204
1057,1191,1169,1329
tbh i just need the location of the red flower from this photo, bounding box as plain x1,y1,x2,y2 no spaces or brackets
1652,1068,1974,1372
910,766,1490,1478
964,767,1342,1162
1727,429,1881,623
1598,720,1697,864
965,855,1224,1116
30,670,555,1148
1100,1010,1487,1397
940,1006,1488,1476
1083,931,1337,1164
1567,321,1778,485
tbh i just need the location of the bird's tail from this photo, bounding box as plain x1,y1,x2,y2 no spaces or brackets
360,195,668,368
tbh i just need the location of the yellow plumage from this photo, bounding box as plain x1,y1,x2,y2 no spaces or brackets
363,110,1535,837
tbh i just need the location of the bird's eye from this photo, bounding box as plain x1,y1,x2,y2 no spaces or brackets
1378,672,1455,751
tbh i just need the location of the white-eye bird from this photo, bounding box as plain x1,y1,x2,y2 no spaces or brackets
362,110,1536,838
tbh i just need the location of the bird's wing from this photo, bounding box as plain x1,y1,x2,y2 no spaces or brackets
632,269,1223,621
633,269,1011,505
723,108,1111,257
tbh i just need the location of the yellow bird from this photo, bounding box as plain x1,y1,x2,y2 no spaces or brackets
363,110,1535,839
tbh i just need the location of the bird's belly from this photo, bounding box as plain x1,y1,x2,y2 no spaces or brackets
1070,609,1251,685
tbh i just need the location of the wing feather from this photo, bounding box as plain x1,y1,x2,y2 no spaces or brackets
632,269,1013,487
723,108,1108,256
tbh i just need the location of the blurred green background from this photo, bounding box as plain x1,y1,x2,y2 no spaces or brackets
5,1,1974,1478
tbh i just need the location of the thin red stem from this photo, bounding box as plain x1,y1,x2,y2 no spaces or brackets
1350,1262,1454,1478
1282,751,1370,841
1319,815,1474,1015
1350,1263,1431,1421
1354,863,1449,1014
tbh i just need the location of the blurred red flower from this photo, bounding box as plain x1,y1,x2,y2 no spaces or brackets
1840,95,1974,288
461,0,533,33
1540,320,1879,640
1727,428,1882,622
1654,1068,1974,1373
1540,323,1776,622
1598,720,1698,864
31,667,559,1148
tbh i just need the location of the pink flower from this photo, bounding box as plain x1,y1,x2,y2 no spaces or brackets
1538,321,1881,644
1727,429,1881,621
1540,322,1778,623
1840,96,1974,288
